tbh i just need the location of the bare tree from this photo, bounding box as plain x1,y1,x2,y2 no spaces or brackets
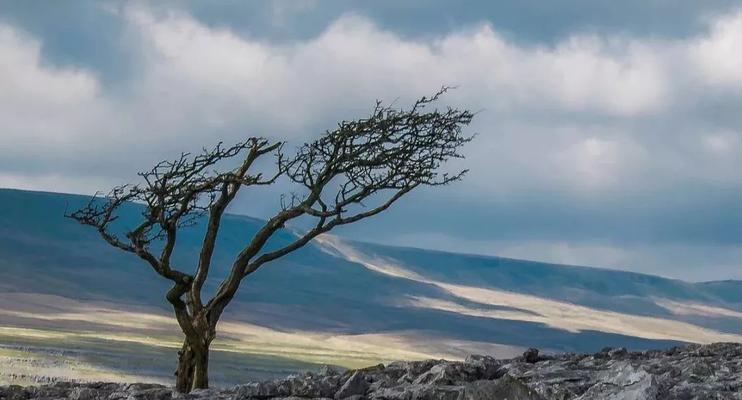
67,90,473,392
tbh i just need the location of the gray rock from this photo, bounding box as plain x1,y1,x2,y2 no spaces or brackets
1,343,741,400
463,355,504,380
608,348,629,359
370,384,463,400
412,364,457,386
319,365,341,377
335,371,368,399
576,363,658,400
234,380,284,398
126,387,172,400
523,348,540,364
464,375,545,400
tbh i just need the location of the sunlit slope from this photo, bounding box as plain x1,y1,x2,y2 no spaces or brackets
316,235,742,344
345,239,742,334
1,187,740,356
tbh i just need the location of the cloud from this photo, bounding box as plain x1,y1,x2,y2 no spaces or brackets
2,5,742,279
123,7,672,131
2,7,674,183
691,12,742,88
0,25,102,160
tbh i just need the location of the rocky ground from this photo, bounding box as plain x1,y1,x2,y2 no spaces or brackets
1,342,740,399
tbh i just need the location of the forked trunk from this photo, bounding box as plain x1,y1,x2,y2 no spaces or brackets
175,337,209,393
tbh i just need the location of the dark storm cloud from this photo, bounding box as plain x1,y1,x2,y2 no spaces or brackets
174,0,741,43
2,0,739,79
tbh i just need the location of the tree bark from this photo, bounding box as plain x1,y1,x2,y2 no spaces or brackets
175,337,209,393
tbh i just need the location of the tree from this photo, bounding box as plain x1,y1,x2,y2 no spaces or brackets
67,89,473,392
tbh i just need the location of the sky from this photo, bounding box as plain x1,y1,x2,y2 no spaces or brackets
2,1,742,281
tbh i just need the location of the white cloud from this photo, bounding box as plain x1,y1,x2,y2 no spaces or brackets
112,7,742,196
0,26,102,152
703,131,740,154
434,29,669,115
3,7,742,279
121,8,673,136
691,13,742,88
2,6,742,194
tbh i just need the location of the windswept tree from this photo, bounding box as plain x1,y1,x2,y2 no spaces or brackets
68,90,473,392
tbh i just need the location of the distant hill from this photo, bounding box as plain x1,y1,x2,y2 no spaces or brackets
1,187,741,355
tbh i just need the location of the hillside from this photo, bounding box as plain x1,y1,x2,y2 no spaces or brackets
0,188,740,385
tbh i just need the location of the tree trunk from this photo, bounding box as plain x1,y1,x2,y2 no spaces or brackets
175,337,209,393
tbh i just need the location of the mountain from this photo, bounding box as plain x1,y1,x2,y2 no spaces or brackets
0,188,741,384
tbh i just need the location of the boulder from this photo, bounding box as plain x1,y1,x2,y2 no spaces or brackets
1,343,741,400
412,363,458,385
335,371,368,399
523,348,540,364
463,355,505,380
576,363,658,400
464,375,545,400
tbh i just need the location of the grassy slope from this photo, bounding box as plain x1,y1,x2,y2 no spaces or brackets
1,188,741,385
